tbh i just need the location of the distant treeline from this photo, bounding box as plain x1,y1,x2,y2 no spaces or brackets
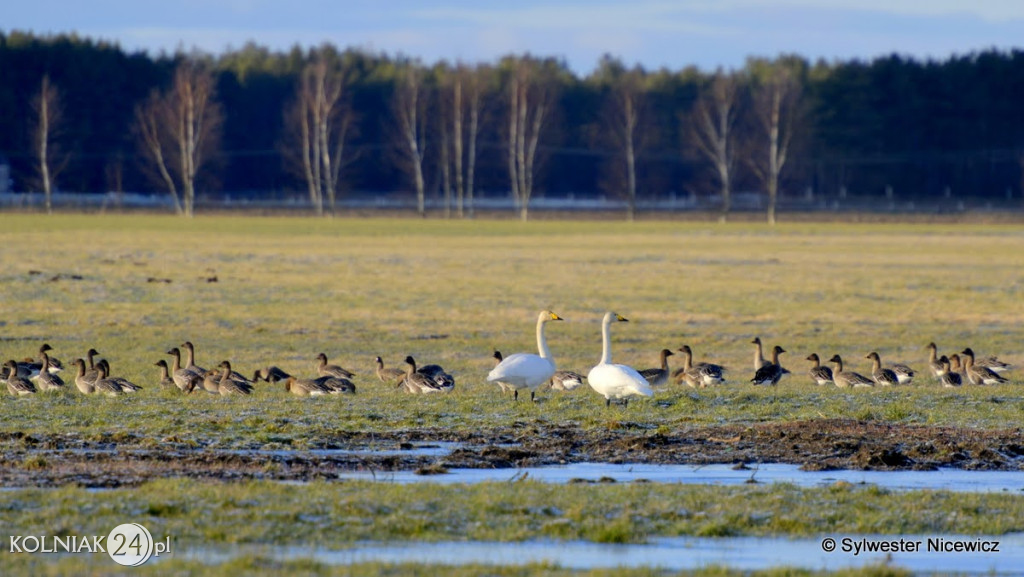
1,30,1023,218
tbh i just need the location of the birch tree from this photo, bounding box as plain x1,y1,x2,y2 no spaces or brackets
506,57,555,221
284,50,355,216
438,63,485,218
691,70,740,223
133,55,222,217
392,66,428,217
749,62,802,225
135,90,182,213
454,63,484,218
601,65,648,221
30,75,64,213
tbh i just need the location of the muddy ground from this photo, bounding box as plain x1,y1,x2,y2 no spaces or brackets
1,419,1022,487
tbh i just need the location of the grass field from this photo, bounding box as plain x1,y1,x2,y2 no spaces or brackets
1,215,1021,429
1,214,1023,575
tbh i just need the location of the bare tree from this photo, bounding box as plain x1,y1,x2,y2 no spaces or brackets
449,63,485,218
749,63,801,225
30,75,64,213
392,66,428,217
171,59,221,217
437,62,487,219
284,50,356,216
135,90,182,214
602,66,648,221
133,55,222,217
691,70,741,223
506,58,555,221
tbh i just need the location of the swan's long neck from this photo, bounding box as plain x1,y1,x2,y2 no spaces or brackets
599,315,613,365
536,316,552,359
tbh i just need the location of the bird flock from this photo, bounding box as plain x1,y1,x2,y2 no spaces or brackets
1,340,456,399
2,311,1015,405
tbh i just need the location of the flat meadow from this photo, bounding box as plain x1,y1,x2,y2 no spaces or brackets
1,213,1023,576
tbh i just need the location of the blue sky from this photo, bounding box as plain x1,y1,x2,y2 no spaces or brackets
4,1,1023,75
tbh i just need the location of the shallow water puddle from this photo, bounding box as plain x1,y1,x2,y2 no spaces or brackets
337,462,1024,493
29,441,463,459
227,441,462,458
170,534,1024,574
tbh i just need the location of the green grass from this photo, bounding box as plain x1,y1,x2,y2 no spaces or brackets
0,557,917,577
0,383,1022,446
1,214,1022,440
2,479,1023,544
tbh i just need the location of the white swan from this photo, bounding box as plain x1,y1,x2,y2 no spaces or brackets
486,310,563,401
587,312,653,406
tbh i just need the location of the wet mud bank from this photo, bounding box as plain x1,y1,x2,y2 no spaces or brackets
1,419,1021,487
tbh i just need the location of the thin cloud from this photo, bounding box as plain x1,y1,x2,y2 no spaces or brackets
706,0,1024,21
410,3,738,36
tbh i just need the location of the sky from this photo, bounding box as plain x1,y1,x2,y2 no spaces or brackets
4,0,1023,75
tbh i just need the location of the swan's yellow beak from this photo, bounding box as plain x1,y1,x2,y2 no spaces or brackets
615,314,629,322
550,312,564,321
